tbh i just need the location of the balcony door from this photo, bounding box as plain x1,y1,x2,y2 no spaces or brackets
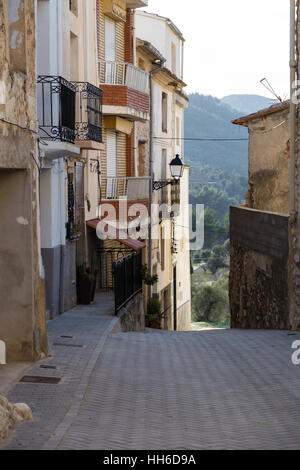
106,130,117,199
104,17,116,84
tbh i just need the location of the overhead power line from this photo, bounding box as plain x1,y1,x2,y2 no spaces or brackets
153,137,248,141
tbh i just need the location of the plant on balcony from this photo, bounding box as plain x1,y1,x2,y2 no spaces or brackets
146,297,163,330
141,265,158,286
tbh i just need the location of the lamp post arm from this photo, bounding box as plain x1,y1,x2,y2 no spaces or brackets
153,180,175,191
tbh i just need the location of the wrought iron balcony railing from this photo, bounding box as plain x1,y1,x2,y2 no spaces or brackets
98,61,149,94
101,176,150,200
72,82,103,143
37,76,76,143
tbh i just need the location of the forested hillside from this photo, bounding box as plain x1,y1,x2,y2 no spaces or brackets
184,94,249,175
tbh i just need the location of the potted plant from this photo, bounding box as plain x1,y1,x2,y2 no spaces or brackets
146,297,163,329
141,265,158,286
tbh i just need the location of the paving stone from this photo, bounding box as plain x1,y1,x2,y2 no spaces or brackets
4,325,300,450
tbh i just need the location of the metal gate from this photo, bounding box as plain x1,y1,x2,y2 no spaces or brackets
113,251,142,315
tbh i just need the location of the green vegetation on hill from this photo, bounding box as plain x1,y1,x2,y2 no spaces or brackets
187,93,272,327
221,94,276,115
184,93,248,175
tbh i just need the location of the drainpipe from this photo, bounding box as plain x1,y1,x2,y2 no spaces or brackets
290,0,297,222
148,62,164,299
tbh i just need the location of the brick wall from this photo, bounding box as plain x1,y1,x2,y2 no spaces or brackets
125,9,134,64
230,206,290,329
100,199,150,221
101,84,150,113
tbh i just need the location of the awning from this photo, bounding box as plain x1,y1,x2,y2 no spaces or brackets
86,219,146,251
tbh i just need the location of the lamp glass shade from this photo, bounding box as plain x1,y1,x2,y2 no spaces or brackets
170,154,184,180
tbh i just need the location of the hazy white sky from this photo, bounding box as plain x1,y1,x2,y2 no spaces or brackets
144,0,290,99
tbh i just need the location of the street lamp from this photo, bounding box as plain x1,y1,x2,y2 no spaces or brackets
153,154,184,190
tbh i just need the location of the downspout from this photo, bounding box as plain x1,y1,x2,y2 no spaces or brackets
57,0,63,76
290,0,297,221
148,62,164,299
57,0,64,314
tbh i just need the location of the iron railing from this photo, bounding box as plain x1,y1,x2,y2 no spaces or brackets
37,75,76,143
72,82,103,143
98,61,149,94
113,251,142,315
101,176,150,200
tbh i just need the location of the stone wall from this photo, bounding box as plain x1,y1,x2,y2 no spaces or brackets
247,108,290,214
119,293,145,332
290,4,300,331
230,206,290,330
0,1,47,360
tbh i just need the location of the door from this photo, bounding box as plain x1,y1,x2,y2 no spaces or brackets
104,17,116,83
106,130,117,199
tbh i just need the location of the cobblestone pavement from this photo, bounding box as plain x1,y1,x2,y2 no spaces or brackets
4,326,300,450
3,293,117,450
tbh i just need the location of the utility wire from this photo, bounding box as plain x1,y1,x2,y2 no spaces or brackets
153,137,248,141
0,117,38,134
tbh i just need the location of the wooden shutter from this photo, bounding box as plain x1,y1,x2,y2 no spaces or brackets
105,17,116,83
105,17,116,61
106,130,117,198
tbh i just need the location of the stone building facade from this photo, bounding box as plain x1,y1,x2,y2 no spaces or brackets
136,12,191,331
230,101,294,330
0,0,47,361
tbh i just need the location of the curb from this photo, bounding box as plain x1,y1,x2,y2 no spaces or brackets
42,315,119,450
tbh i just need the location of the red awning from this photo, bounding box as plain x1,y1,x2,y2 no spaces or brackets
86,219,146,251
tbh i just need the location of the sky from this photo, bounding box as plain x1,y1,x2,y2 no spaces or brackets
144,0,290,99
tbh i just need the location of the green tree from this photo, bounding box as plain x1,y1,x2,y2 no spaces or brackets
203,207,220,248
207,244,227,274
223,213,230,237
192,280,229,323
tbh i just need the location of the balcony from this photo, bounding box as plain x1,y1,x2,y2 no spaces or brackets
100,176,150,224
37,75,80,159
98,61,150,121
101,176,150,201
72,82,104,151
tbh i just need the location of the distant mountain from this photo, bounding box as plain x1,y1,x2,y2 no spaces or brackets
221,94,276,116
184,94,249,175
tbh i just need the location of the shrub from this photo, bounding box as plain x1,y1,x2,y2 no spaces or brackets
147,298,162,318
192,280,229,323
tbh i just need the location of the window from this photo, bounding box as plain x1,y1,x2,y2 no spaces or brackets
70,32,79,80
160,228,165,271
8,0,26,73
69,0,78,16
66,173,75,240
161,149,167,203
162,92,168,133
176,117,180,146
171,42,176,75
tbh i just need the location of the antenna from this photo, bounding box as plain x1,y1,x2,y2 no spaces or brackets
260,78,283,102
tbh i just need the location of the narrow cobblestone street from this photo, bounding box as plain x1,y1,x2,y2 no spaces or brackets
3,317,300,450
